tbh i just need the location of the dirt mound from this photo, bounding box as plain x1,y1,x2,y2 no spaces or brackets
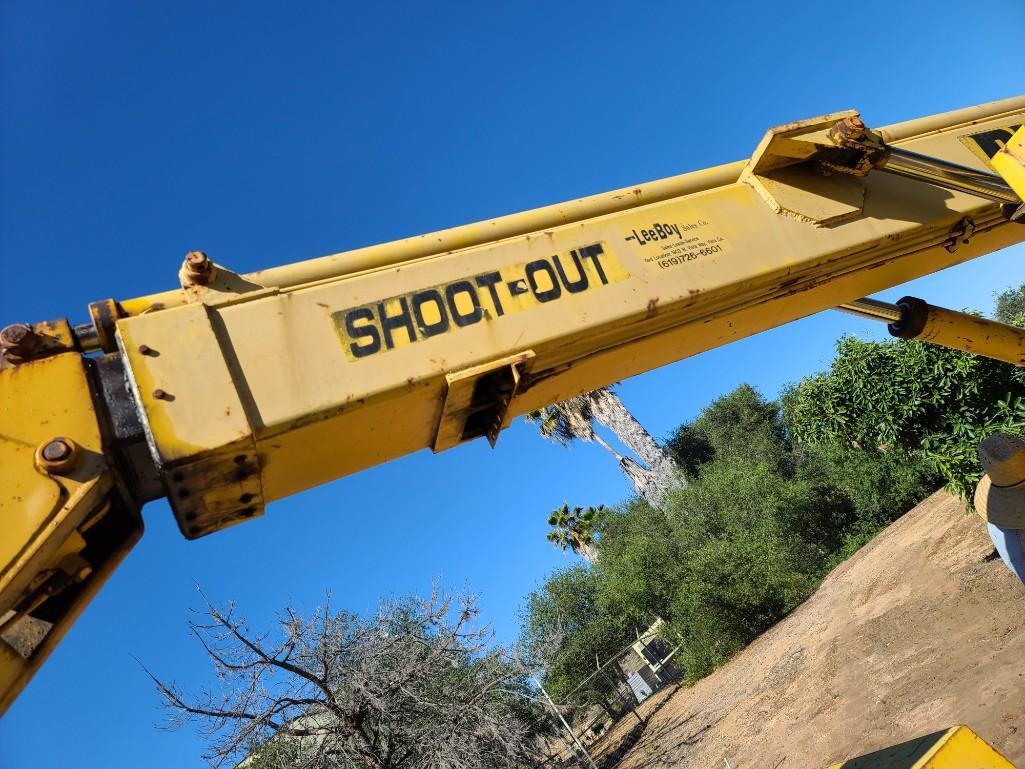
616,491,1025,768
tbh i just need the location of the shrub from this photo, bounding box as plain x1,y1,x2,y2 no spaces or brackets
784,335,1025,502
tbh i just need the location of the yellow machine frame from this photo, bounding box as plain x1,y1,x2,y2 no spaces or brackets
3,96,1025,764
827,725,1017,768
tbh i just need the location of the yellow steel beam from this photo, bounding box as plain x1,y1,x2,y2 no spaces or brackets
115,160,748,321
825,725,1016,768
111,98,1025,539
993,124,1025,203
0,353,142,713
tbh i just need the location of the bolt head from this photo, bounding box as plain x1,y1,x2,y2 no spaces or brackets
185,251,211,270
1,323,41,363
42,439,73,462
1,323,38,356
36,436,80,474
1,324,31,345
182,251,215,286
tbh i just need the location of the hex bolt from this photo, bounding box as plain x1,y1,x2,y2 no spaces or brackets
42,440,72,462
0,323,40,361
36,437,80,474
1,324,32,347
829,115,869,149
153,388,168,400
182,250,215,286
186,250,210,269
138,344,153,355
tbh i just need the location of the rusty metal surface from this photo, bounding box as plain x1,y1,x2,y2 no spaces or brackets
0,319,78,365
180,250,215,286
116,302,264,538
0,324,39,362
741,110,869,225
0,352,142,714
87,298,124,353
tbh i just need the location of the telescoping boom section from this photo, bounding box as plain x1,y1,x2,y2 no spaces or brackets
2,97,1025,717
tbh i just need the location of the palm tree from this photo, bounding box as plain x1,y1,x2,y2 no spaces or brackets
526,396,656,503
525,386,683,510
546,503,602,563
586,388,676,469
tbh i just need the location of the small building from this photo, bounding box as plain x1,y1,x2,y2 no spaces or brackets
617,618,681,702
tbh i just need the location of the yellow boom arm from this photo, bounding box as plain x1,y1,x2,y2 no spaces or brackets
3,96,1025,715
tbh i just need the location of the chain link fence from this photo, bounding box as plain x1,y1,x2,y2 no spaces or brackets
530,622,683,768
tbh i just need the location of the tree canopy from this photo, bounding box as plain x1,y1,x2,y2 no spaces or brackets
995,283,1025,325
152,589,547,769
523,384,938,684
783,334,1025,501
546,503,602,563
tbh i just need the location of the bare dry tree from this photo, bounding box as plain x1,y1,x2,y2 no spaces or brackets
146,587,547,769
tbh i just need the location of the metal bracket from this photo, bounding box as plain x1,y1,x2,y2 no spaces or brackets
741,110,868,226
433,351,534,452
943,217,976,253
178,251,278,308
0,319,78,366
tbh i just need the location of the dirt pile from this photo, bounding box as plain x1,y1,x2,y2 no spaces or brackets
615,491,1025,768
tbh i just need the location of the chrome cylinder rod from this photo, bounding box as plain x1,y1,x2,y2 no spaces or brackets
837,297,903,324
878,147,1019,204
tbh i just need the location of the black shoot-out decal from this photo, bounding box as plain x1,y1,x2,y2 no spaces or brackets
332,242,628,360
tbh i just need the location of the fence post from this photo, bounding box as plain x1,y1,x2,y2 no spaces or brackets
531,674,599,769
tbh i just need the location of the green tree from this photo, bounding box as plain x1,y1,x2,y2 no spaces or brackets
994,282,1025,325
792,441,939,558
664,423,714,479
784,335,1025,501
592,498,683,628
599,388,834,679
662,454,843,677
519,565,631,703
546,503,603,563
522,383,939,696
666,384,789,477
614,386,933,678
695,384,789,464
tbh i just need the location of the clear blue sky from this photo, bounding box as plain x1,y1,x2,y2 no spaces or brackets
2,1,1024,765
